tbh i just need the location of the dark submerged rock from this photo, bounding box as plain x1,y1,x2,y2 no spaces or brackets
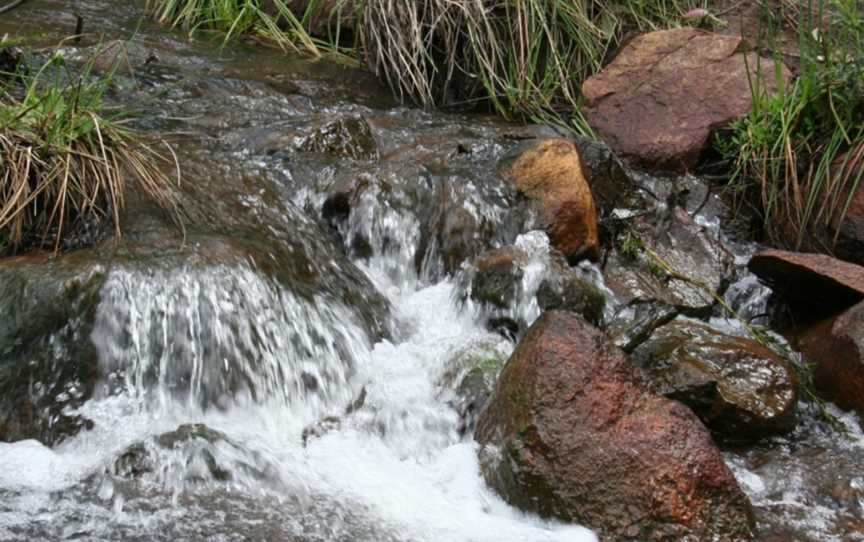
469,247,526,309
90,40,156,74
113,424,263,483
475,311,754,541
0,44,21,76
464,243,605,335
302,386,368,445
0,254,105,445
440,341,508,437
633,321,798,439
300,116,379,161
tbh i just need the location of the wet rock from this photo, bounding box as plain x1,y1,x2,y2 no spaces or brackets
503,139,599,262
475,311,754,540
435,206,484,275
534,265,605,327
470,247,526,309
608,299,680,353
0,44,21,76
605,207,734,315
319,159,516,280
440,340,509,436
113,424,258,483
90,40,156,73
797,301,864,414
748,249,864,322
242,116,379,161
464,240,605,334
573,136,649,215
302,416,343,446
582,28,789,171
0,255,105,445
300,116,379,161
302,387,368,445
414,168,520,279
633,321,798,439
0,179,392,432
113,442,153,478
414,180,494,278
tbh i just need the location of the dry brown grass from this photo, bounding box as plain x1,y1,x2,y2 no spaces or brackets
0,55,180,253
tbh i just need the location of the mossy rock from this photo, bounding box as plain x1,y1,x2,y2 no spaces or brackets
441,340,509,436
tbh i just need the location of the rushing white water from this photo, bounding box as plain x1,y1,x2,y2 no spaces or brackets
0,230,596,541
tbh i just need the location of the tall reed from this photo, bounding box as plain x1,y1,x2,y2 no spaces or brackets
718,0,864,250
147,0,700,135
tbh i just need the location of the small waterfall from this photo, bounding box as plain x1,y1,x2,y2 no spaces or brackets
457,230,616,333
91,265,372,416
343,175,424,289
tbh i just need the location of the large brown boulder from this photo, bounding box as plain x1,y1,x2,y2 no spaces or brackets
633,322,798,439
797,301,864,414
475,311,754,541
503,139,600,261
748,249,864,320
582,28,789,171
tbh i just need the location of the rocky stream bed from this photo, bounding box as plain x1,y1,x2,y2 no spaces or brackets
1,2,863,541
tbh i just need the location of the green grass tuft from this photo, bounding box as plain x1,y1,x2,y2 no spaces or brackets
717,0,864,251
146,0,352,56
0,52,181,253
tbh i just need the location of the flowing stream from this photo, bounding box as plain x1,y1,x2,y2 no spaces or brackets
0,2,862,541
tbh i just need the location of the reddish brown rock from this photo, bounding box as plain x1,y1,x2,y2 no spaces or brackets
582,28,789,171
748,249,864,319
475,311,754,541
504,139,600,261
797,301,864,414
